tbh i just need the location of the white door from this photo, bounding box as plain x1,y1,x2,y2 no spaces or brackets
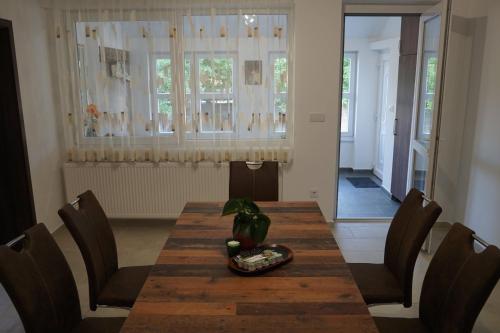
374,56,390,180
407,1,449,198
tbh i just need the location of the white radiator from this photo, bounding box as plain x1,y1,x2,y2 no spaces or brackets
63,162,230,218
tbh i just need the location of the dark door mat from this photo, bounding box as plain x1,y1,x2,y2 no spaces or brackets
346,177,380,188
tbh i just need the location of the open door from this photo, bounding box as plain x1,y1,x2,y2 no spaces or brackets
407,1,449,199
0,19,37,244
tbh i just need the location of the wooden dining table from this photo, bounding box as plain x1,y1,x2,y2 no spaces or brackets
120,202,378,333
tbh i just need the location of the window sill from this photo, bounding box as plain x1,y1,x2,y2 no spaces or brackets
341,136,354,142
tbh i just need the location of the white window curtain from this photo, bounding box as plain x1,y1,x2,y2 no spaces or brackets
50,0,294,163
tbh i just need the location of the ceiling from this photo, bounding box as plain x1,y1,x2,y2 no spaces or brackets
344,16,401,39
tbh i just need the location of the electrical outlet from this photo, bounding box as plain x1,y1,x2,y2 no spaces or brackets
310,188,319,199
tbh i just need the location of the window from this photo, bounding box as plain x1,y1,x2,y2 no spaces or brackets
65,13,292,163
153,56,174,133
271,53,288,133
341,52,357,138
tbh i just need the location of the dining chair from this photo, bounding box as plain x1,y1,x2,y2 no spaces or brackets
374,223,500,333
0,224,125,333
58,190,151,311
229,161,279,201
348,188,442,307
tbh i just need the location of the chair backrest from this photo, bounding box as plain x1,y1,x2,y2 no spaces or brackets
384,188,442,307
58,190,118,310
420,223,500,333
229,161,279,201
0,224,81,333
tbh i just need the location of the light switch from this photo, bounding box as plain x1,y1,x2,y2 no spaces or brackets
309,113,326,123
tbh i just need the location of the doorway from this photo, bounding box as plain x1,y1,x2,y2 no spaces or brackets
0,18,36,244
336,3,449,220
338,15,408,219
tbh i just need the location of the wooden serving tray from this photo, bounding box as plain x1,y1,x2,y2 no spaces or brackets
227,244,293,276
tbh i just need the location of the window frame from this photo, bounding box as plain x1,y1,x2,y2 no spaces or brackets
341,52,357,139
269,52,288,137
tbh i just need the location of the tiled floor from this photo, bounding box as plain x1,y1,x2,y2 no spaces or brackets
337,169,400,219
1,221,499,332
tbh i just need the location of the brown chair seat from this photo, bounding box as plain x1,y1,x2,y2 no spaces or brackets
347,189,442,307
97,265,151,308
348,263,404,305
374,317,429,333
72,317,126,333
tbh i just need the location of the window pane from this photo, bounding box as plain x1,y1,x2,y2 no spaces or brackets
200,99,234,132
184,58,191,94
273,57,288,93
274,94,287,114
341,98,350,133
412,151,428,192
343,57,351,93
199,58,233,93
425,56,437,94
158,98,173,133
156,58,172,94
423,99,433,135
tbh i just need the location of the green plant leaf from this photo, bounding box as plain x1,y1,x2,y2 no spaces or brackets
222,198,243,216
250,213,271,243
242,198,260,215
222,198,260,216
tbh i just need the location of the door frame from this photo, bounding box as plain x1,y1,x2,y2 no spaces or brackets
406,0,451,200
334,4,447,222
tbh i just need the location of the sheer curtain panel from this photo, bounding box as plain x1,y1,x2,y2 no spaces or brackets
49,0,294,163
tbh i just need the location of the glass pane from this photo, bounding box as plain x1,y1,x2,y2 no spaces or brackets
425,56,437,94
158,98,173,133
343,57,352,93
184,58,191,94
184,97,193,132
273,57,288,93
199,58,233,93
200,99,234,132
412,151,428,192
417,16,440,146
274,95,287,132
341,98,350,133
274,95,287,114
156,58,172,94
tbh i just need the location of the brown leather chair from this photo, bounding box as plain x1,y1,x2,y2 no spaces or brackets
0,224,125,333
229,161,279,201
348,188,442,307
374,223,500,333
58,190,151,311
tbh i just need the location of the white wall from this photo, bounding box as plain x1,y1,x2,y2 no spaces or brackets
0,0,65,232
436,0,500,246
282,0,342,221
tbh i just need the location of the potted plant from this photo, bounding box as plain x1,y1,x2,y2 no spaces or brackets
222,198,271,250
